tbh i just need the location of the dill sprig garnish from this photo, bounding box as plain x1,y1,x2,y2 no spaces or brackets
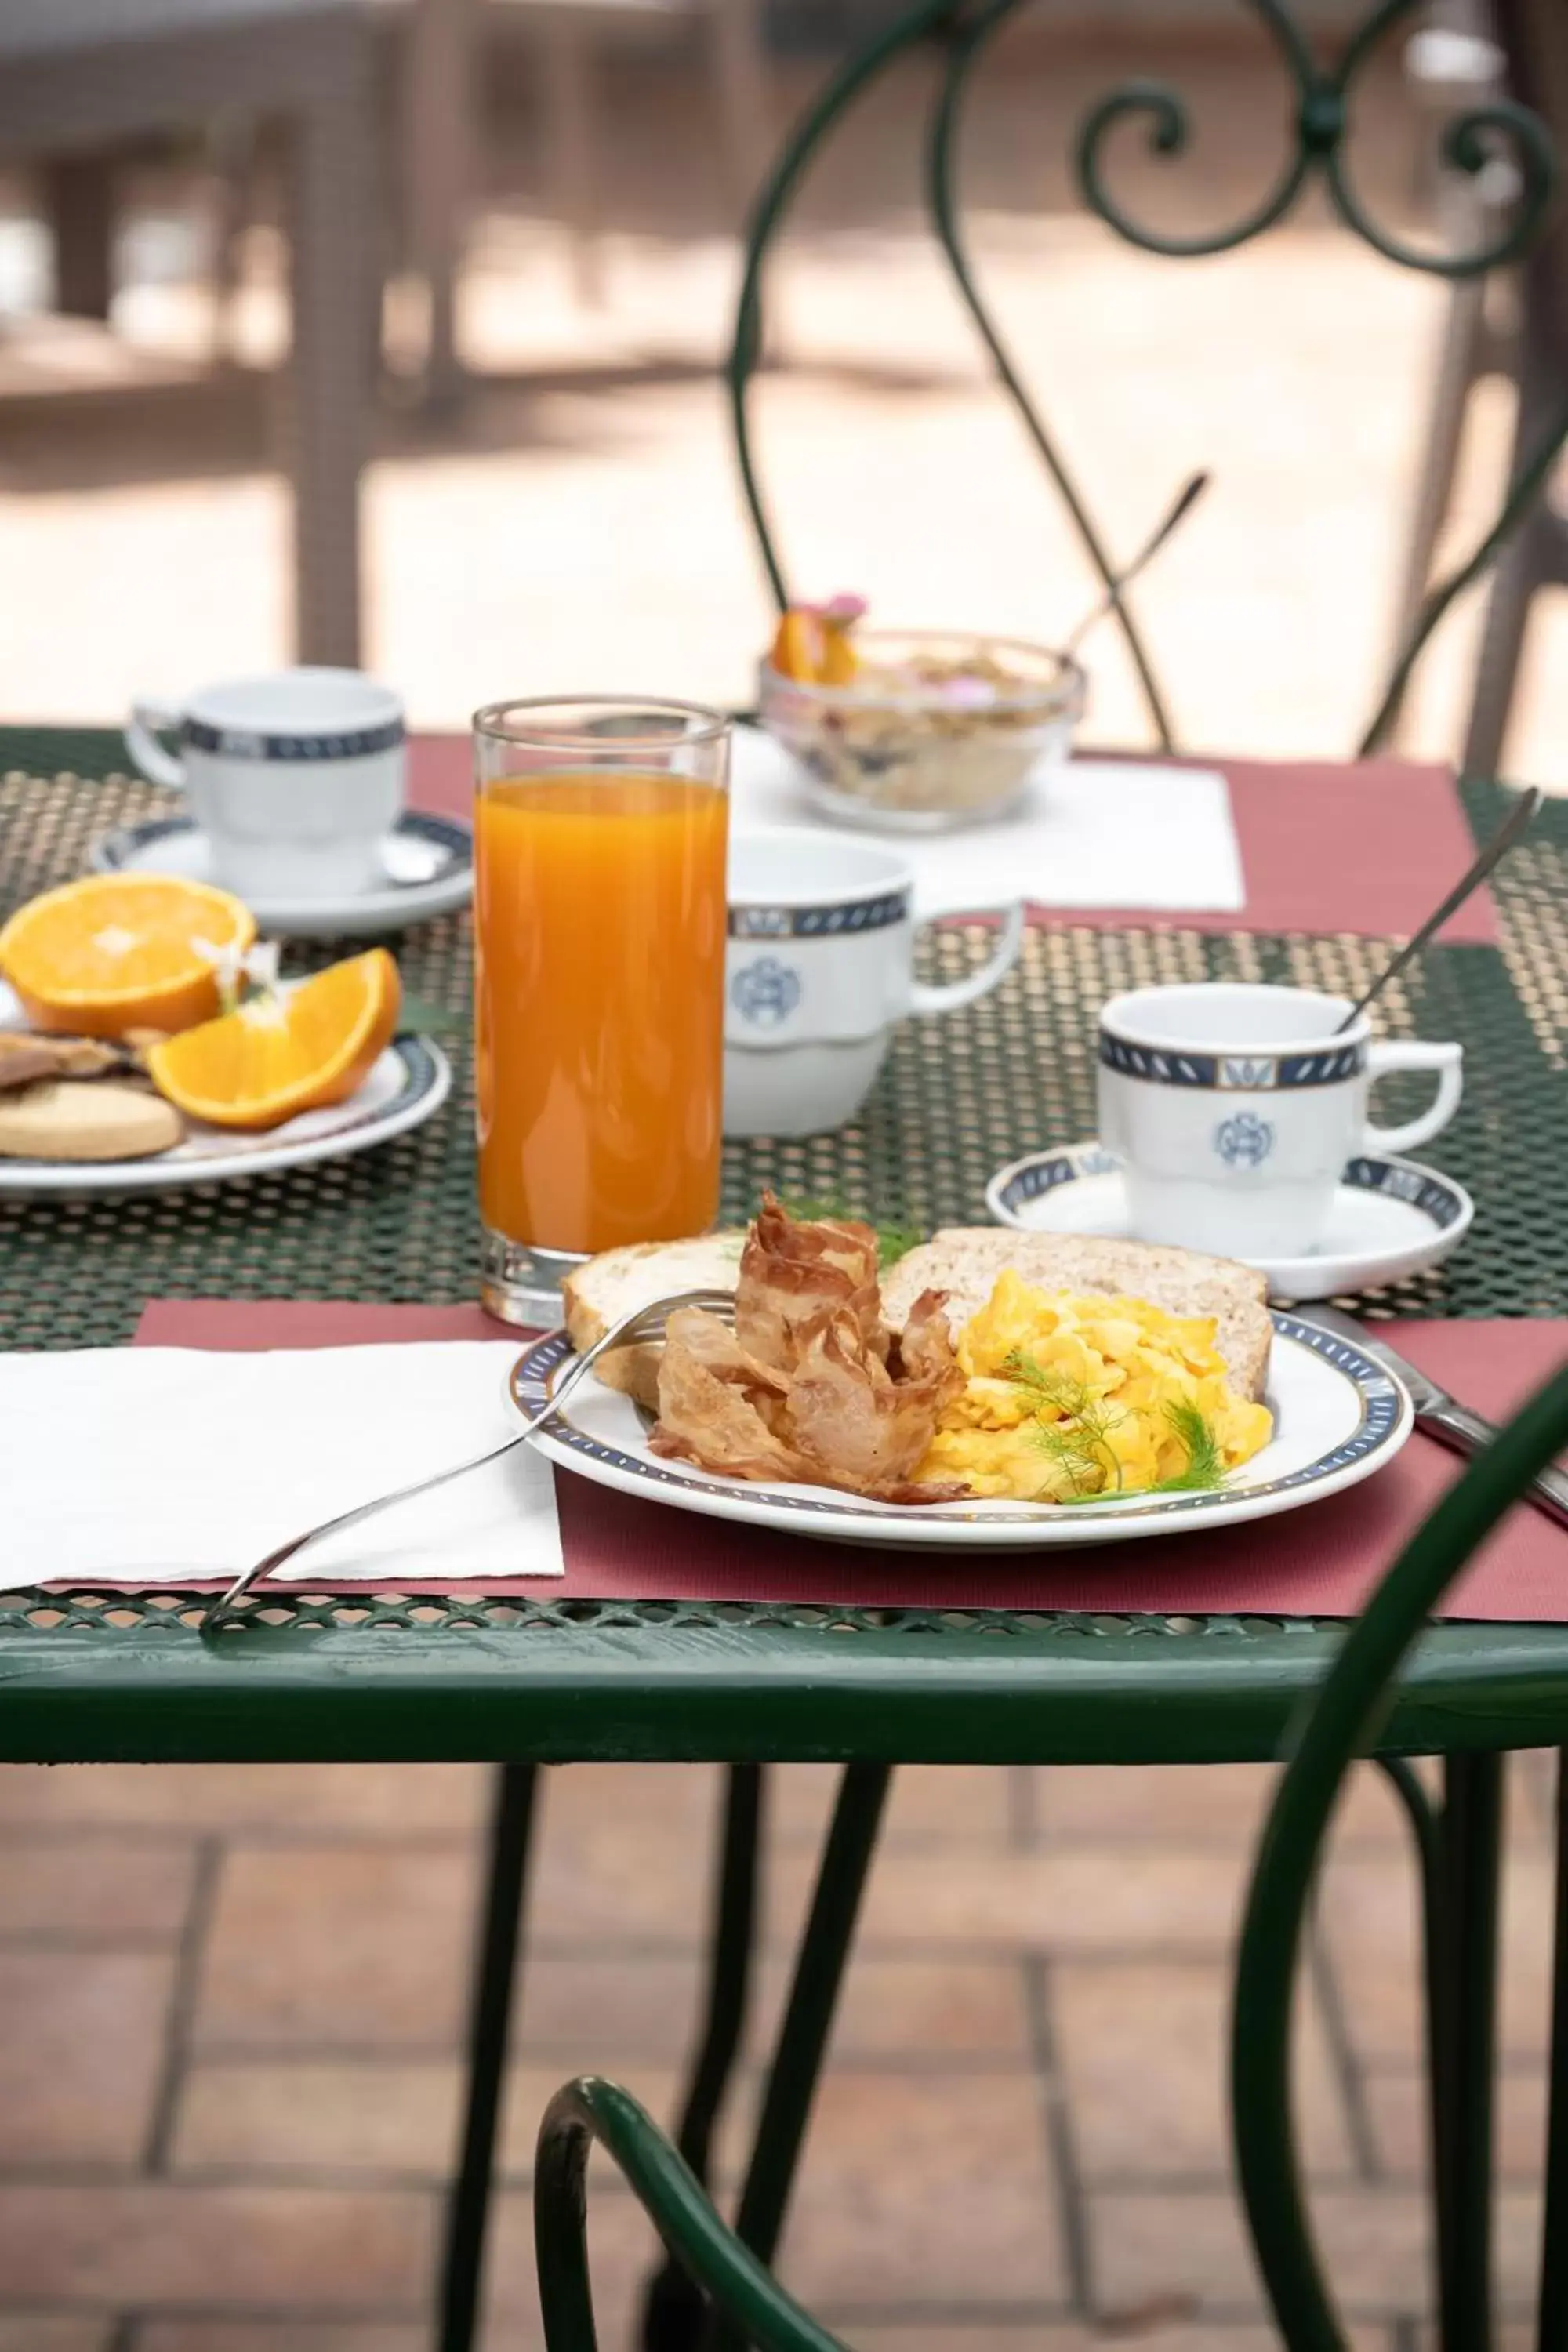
1000,1349,1230,1502
1146,1395,1228,1493
1002,1349,1126,1496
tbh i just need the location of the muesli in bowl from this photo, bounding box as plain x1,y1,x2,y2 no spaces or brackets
758,605,1086,833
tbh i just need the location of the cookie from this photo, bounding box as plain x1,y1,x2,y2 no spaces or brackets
0,1080,183,1162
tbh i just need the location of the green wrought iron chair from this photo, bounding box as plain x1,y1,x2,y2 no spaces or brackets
532,1362,1568,2352
1233,1356,1568,2352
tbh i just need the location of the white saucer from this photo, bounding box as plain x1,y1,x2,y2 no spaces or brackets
89,812,473,939
985,1140,1474,1301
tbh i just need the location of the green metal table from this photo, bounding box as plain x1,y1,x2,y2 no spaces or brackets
2,735,1565,2352
4,734,1567,1755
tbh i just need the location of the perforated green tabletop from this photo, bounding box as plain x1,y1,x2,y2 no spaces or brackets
2,735,1565,1764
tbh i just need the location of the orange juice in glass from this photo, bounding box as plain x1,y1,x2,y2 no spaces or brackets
473,699,731,1326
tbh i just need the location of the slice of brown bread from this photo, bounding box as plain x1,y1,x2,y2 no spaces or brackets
880,1230,1272,1401
562,1225,1272,1406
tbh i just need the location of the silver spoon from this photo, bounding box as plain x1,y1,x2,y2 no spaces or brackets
1336,786,1541,1033
201,1285,737,1631
1062,470,1211,657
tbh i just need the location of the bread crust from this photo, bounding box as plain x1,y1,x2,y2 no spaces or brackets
880,1231,1272,1402
561,1227,1272,1405
562,1235,749,1411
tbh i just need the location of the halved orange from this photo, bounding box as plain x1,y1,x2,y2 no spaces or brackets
147,948,401,1131
0,874,256,1037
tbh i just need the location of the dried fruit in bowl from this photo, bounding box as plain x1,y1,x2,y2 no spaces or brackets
766,596,867,685
758,624,1083,829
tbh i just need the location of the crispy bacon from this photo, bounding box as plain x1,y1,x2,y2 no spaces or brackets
892,1287,964,1387
784,1308,967,1502
733,1190,887,1370
649,1308,807,1484
650,1203,967,1504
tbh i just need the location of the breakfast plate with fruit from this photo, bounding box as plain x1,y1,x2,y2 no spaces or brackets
506,1200,1414,1549
0,875,449,1194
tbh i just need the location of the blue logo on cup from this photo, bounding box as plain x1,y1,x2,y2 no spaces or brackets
731,956,802,1027
1214,1111,1275,1168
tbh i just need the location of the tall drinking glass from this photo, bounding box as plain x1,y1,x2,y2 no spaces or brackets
473,698,731,1327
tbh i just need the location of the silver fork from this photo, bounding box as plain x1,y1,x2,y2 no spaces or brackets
201,1286,737,1629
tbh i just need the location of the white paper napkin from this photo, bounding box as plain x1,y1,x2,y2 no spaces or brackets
730,728,1245,916
0,1344,565,1588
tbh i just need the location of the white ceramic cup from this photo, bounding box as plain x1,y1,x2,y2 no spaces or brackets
725,826,1025,1137
1098,981,1464,1257
125,669,406,901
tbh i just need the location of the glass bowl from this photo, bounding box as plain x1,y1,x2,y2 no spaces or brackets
757,629,1087,833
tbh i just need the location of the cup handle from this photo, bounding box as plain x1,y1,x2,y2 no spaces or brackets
126,699,187,791
1363,1039,1464,1156
909,902,1026,1015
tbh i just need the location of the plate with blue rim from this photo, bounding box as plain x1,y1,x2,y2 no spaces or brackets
89,811,472,940
0,979,450,1196
985,1140,1473,1304
506,1312,1414,1550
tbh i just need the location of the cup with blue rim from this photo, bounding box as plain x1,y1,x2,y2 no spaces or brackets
725,826,1025,1137
1098,981,1463,1258
126,667,405,902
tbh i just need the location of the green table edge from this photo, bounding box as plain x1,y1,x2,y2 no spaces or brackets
0,1603,1563,1763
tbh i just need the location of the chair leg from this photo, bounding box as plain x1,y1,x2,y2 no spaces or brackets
42,157,114,321
1461,512,1541,785
280,39,376,666
641,1765,768,2352
405,0,477,410
539,15,606,309
1433,1751,1504,2352
1459,281,1568,786
1390,277,1491,671
208,114,260,368
439,1762,541,2352
707,1760,892,2352
1537,1748,1568,2352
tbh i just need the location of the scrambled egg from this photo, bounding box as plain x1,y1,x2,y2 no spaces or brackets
914,1271,1273,1503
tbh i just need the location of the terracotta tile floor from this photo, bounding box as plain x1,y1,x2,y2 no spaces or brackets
1,29,1565,2349
0,1754,1556,2346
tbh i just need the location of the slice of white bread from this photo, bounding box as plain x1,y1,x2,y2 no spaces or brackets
881,1231,1271,1402
563,1225,1272,1406
562,1232,748,1407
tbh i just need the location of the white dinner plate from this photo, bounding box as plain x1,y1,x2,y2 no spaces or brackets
0,980,450,1196
88,811,473,939
985,1141,1473,1303
506,1312,1412,1550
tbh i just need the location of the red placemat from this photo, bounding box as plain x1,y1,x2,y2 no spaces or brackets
409,738,1497,948
132,1302,1566,1621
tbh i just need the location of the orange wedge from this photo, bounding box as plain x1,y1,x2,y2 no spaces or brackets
818,619,859,685
0,874,256,1037
147,949,401,1131
768,608,823,682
